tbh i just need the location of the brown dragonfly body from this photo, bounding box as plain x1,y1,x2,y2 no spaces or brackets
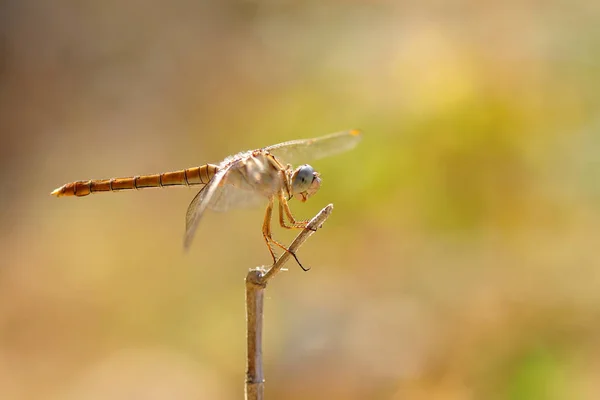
51,130,362,269
51,164,218,197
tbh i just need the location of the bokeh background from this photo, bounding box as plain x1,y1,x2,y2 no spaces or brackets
2,1,600,399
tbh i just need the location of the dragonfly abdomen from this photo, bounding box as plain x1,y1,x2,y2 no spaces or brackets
51,164,219,197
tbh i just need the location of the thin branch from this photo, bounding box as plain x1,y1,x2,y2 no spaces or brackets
245,204,334,400
245,269,266,400
262,204,333,283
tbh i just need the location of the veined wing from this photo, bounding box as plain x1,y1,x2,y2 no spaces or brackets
265,129,362,165
184,167,228,250
205,180,266,213
183,158,277,249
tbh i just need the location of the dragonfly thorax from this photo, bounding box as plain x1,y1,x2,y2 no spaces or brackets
291,164,321,202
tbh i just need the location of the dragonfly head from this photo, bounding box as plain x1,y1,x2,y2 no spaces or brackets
291,164,321,202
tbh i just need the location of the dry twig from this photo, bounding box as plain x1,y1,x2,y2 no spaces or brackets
245,204,334,400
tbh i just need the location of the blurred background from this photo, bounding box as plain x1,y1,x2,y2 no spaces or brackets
1,0,600,399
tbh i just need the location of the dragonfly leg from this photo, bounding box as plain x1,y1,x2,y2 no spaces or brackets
278,201,304,230
268,235,310,272
263,196,309,271
278,192,313,231
262,196,278,264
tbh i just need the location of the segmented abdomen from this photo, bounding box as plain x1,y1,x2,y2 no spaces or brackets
51,164,219,197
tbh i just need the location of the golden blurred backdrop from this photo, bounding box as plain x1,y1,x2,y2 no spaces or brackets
1,1,600,399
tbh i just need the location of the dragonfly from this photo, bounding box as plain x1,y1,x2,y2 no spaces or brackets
51,129,362,270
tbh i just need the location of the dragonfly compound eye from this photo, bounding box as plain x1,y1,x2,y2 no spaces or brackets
291,165,321,202
292,165,315,193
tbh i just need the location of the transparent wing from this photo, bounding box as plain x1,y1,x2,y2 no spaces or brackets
206,181,266,213
207,158,280,212
265,129,362,165
184,167,228,250
183,161,274,249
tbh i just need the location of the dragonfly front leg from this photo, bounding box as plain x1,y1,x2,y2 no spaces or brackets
277,192,310,230
263,195,309,271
